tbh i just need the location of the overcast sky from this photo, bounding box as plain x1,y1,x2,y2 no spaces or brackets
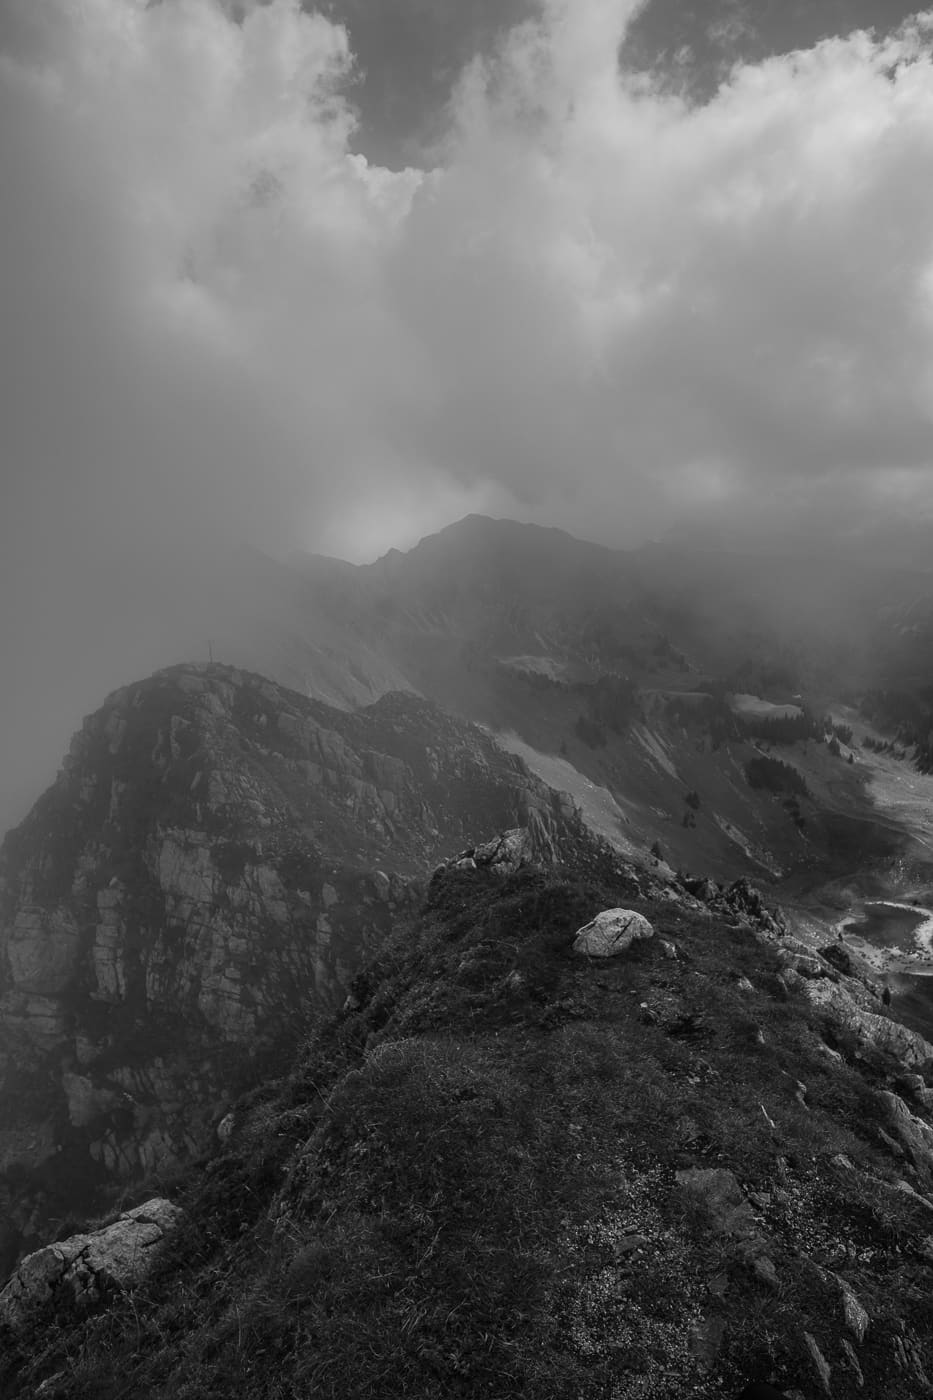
2,0,933,826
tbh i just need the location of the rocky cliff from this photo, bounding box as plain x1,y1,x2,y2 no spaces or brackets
0,663,580,1268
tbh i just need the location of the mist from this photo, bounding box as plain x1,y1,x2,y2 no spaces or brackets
3,0,933,829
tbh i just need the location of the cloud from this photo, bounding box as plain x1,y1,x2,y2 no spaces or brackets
403,4,933,546
2,0,933,822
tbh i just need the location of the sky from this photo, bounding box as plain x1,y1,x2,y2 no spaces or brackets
2,0,933,826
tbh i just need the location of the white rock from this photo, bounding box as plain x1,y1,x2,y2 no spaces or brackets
572,908,654,958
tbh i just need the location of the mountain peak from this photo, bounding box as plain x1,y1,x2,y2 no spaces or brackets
0,662,585,1270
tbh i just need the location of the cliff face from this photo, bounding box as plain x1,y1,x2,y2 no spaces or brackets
0,663,578,1265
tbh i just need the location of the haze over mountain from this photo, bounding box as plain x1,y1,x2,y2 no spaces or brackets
4,511,933,840
5,0,933,834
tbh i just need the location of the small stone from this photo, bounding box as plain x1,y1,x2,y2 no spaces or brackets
803,1331,832,1395
689,1314,725,1368
841,1338,865,1388
753,1256,779,1289
612,1234,648,1256
839,1280,869,1344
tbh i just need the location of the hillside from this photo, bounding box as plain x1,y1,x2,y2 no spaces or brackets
3,858,933,1398
0,663,582,1272
10,516,933,903
190,518,933,893
4,520,933,1396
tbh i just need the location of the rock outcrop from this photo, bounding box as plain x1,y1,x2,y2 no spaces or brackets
0,1198,180,1331
434,826,554,880
802,976,933,1070
877,1091,933,1187
0,663,583,1266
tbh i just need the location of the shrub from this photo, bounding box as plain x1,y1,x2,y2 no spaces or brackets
745,756,809,797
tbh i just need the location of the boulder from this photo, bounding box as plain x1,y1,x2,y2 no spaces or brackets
0,1199,181,1330
802,1331,832,1394
839,1278,870,1344
572,909,654,958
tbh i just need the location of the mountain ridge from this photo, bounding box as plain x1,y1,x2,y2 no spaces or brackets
2,857,933,1397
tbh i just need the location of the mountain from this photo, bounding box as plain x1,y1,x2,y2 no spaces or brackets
8,514,933,870
279,522,933,927
285,515,933,708
4,518,933,1393
2,858,933,1398
0,662,583,1271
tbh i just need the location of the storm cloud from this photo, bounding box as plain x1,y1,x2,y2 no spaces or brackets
2,0,933,823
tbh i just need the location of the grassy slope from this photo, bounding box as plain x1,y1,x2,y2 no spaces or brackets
4,866,933,1399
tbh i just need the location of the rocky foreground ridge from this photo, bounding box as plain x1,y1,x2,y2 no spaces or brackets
1,852,933,1397
0,663,582,1270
